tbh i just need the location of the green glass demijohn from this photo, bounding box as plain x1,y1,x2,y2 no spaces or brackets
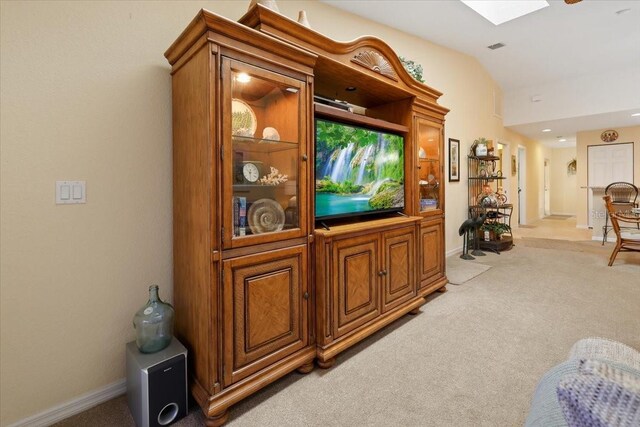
133,285,174,353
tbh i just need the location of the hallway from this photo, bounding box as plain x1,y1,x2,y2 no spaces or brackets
511,215,592,242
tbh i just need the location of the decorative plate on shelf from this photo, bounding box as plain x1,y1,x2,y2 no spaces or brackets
232,99,257,137
248,198,285,234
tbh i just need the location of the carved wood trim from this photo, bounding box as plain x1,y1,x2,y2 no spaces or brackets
351,50,398,81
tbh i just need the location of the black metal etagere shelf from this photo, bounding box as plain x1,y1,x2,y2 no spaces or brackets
467,155,513,253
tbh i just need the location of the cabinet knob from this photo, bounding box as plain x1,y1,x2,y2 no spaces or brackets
303,292,309,300
383,270,388,276
302,154,308,161
378,271,384,277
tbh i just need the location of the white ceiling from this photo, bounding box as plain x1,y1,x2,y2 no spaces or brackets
322,0,640,147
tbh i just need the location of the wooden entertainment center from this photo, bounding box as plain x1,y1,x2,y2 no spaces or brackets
165,5,449,425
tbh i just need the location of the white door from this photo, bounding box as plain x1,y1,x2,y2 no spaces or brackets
587,143,634,228
588,143,633,186
544,159,550,216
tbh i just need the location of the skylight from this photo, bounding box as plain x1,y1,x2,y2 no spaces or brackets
460,0,549,26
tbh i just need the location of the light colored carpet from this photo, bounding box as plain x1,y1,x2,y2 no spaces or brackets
518,237,608,254
543,215,575,220
54,245,640,427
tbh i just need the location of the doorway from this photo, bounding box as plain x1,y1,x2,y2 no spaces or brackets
518,146,527,225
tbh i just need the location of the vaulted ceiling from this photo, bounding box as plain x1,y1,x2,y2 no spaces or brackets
323,0,640,147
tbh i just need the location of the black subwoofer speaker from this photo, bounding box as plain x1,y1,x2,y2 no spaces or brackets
126,339,188,427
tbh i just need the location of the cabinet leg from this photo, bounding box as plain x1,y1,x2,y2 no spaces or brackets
408,307,421,315
437,286,448,293
296,361,314,374
205,410,229,427
317,357,336,369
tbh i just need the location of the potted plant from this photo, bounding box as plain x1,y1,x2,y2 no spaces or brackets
480,221,510,241
471,137,489,157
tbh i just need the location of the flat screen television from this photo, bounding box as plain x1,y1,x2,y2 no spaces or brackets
315,117,405,220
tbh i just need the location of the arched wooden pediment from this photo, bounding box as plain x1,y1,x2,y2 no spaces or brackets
234,4,449,117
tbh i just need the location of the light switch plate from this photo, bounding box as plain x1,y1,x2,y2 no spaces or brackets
56,181,86,204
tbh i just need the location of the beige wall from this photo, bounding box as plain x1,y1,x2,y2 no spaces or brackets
0,1,536,424
575,125,640,227
549,147,577,215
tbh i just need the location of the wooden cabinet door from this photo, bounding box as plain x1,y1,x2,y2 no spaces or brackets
382,226,416,313
333,234,380,338
222,245,308,386
419,219,444,288
221,58,308,249
414,116,444,217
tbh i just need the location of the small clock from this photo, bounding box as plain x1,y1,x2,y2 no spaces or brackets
241,161,261,183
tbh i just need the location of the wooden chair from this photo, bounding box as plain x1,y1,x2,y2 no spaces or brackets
602,195,640,266
602,182,638,244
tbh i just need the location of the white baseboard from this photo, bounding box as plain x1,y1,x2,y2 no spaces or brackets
592,235,615,243
7,379,126,427
550,212,576,216
446,245,462,257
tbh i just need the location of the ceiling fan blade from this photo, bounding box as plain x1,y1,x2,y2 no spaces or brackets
564,0,582,4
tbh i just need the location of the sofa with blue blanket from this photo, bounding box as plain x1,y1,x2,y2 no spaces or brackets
525,337,640,427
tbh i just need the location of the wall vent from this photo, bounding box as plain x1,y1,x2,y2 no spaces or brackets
487,43,505,50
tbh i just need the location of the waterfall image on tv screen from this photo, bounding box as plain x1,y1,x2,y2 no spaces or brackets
315,118,404,219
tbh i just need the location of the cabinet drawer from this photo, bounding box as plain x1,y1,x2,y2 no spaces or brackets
222,245,308,386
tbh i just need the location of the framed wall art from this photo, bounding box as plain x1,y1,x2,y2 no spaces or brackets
511,155,517,176
448,138,460,182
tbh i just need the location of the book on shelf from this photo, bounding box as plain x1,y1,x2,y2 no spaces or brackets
233,196,247,236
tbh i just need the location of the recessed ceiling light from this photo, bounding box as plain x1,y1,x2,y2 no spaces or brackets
461,0,549,25
542,129,552,132
632,112,640,117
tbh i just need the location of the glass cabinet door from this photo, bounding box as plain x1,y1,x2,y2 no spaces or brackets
415,117,443,215
221,58,307,248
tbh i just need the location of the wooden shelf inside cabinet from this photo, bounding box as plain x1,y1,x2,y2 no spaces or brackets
232,184,289,189
419,182,439,188
232,137,299,152
314,216,420,238
314,103,409,134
